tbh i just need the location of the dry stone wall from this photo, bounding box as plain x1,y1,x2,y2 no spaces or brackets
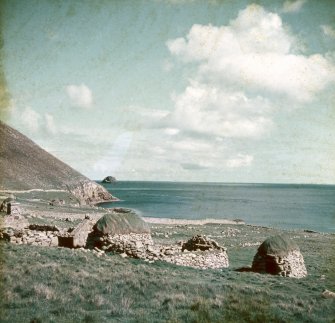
0,227,59,246
96,233,229,269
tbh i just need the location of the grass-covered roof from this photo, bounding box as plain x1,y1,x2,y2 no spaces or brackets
93,209,150,235
257,235,299,256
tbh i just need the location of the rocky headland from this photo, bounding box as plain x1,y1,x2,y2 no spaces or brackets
0,121,116,205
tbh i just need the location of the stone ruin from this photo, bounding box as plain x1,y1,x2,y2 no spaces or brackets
93,233,229,269
181,234,226,252
0,197,21,216
58,219,94,248
0,205,230,270
252,235,307,278
0,224,59,246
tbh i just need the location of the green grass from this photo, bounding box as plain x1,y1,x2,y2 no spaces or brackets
0,224,334,322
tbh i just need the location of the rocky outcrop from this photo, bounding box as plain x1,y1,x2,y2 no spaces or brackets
102,176,116,183
67,180,117,205
0,121,116,205
252,235,307,278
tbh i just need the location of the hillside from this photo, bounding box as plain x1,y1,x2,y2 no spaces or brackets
0,120,114,204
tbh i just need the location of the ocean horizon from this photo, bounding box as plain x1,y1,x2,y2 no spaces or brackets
98,181,335,233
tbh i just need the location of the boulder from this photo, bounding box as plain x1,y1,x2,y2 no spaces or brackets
49,199,65,206
322,289,335,299
252,235,307,278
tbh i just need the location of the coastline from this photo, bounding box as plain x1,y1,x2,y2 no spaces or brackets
142,217,245,225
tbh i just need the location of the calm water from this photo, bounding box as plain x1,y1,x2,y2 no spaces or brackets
99,181,335,233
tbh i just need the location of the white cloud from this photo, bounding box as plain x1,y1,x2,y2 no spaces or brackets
201,53,335,102
167,82,273,138
66,83,93,108
170,137,213,152
21,106,41,133
161,3,335,176
167,4,335,103
164,128,180,135
162,60,174,72
321,25,335,38
93,132,133,173
44,113,57,135
226,154,253,168
167,5,295,59
282,0,307,13
11,105,58,135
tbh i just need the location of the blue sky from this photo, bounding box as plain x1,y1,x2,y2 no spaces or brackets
1,0,335,183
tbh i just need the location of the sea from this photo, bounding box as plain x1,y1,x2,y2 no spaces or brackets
99,181,335,233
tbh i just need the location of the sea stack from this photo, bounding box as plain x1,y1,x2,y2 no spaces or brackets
102,176,117,183
252,235,307,278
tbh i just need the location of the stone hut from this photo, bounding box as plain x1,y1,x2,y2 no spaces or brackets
252,235,307,278
87,209,151,250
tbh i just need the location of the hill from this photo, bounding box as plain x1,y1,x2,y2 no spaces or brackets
0,120,115,204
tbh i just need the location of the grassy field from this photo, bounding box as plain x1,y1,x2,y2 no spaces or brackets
0,223,334,323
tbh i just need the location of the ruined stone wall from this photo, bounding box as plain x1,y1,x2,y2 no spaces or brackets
1,227,58,246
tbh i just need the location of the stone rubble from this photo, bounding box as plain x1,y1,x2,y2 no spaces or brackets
95,233,229,269
221,227,241,237
240,242,261,247
181,235,226,252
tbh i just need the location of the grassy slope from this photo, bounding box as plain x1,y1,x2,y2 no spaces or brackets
0,122,113,204
0,121,87,190
1,224,334,323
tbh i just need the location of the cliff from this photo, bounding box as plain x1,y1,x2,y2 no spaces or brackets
0,120,116,204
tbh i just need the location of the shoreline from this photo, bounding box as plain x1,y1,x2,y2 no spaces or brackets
142,217,245,225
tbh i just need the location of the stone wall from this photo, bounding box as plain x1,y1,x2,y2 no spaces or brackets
96,233,229,269
0,227,58,246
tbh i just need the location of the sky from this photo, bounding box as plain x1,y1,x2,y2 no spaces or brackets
1,0,335,183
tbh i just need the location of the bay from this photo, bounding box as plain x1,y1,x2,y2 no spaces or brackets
99,181,335,233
